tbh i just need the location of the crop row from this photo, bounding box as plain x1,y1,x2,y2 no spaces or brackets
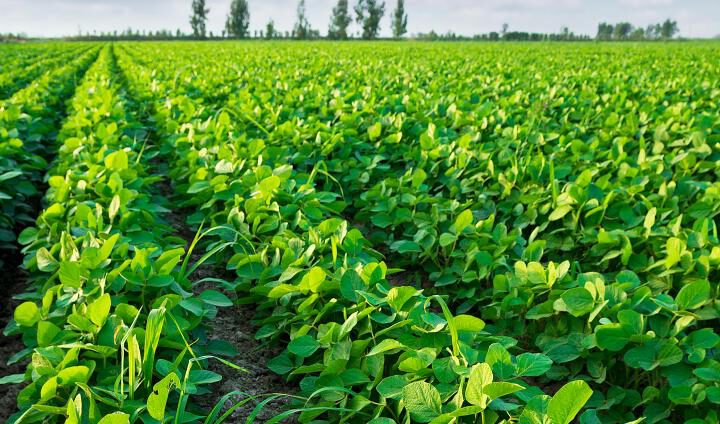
2,41,719,423
0,46,100,267
4,46,238,423
116,41,720,423
114,43,598,423
0,43,63,73
0,44,94,100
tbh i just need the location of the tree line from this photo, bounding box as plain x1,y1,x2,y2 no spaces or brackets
596,19,678,40
199,0,407,40
60,0,690,42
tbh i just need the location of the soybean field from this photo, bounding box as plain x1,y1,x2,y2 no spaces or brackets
1,41,720,424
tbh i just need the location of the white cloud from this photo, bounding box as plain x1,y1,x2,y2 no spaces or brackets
0,0,717,38
617,0,674,7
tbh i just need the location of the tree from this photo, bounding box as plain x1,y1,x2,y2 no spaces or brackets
596,22,613,40
560,26,570,40
501,23,509,36
661,19,678,39
294,0,311,39
645,24,657,39
190,0,209,38
630,27,645,40
225,0,250,38
328,0,352,39
355,0,385,39
613,22,633,40
391,0,407,38
266,20,276,39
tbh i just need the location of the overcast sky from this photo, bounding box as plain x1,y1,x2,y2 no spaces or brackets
1,0,718,38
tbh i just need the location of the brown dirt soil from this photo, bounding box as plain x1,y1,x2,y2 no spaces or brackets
154,175,295,422
196,289,296,423
0,253,30,423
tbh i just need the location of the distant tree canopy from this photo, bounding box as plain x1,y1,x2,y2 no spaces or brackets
266,20,276,39
294,0,311,39
391,0,408,38
355,0,385,39
190,0,209,38
596,19,679,40
66,1,692,43
328,0,352,39
225,0,250,38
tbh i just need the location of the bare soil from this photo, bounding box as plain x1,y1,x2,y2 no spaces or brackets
153,171,295,422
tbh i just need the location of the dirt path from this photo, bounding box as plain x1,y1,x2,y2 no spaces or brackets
151,164,295,422
112,43,295,420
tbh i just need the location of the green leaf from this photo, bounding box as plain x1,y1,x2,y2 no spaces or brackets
386,286,418,311
36,247,58,272
377,375,407,399
368,122,382,140
665,237,684,268
560,287,595,317
340,269,363,302
0,374,25,384
59,261,82,288
595,323,631,351
300,267,326,293
57,366,90,385
515,353,553,377
411,169,427,188
104,150,129,171
256,175,280,197
439,232,457,247
402,381,442,423
0,171,22,182
527,262,546,286
87,294,111,327
155,248,185,275
390,240,421,254
268,284,300,299
108,194,120,220
147,275,175,287
453,315,485,332
189,370,222,385
465,362,493,407
14,302,40,327
97,413,130,424
547,380,593,424
37,320,61,346
368,419,396,424
675,280,710,310
267,352,293,375
453,209,473,233
644,207,656,231
367,339,405,356
549,204,573,221
288,335,319,358
199,290,233,307
482,382,524,400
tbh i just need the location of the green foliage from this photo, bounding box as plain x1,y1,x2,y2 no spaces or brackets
2,46,235,423
391,0,407,38
225,0,250,39
328,0,352,39
3,40,720,424
190,0,209,38
355,0,385,39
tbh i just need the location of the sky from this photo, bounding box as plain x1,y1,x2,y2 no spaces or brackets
1,0,718,38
